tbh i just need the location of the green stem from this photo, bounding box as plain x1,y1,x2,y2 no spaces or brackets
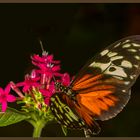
28,116,46,138
33,121,44,138
26,108,54,138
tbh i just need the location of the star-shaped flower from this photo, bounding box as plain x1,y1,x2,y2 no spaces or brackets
0,84,16,112
39,82,55,105
16,74,40,92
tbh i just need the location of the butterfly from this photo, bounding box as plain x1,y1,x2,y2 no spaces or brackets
50,35,140,137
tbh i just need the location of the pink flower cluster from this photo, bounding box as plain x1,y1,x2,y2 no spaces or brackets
0,51,71,112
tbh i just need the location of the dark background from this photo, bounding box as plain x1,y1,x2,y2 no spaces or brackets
0,3,140,137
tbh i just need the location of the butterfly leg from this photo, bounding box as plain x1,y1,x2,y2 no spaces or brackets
83,128,91,138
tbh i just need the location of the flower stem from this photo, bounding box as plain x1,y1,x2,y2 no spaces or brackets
27,114,47,138
32,120,46,138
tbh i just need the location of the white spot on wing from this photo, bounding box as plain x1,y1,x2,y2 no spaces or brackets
90,61,127,78
132,43,140,47
107,52,118,57
127,49,137,52
110,56,123,61
130,75,136,80
134,55,140,60
122,40,130,44
100,49,109,56
124,81,130,85
105,65,127,78
89,62,111,72
122,43,131,48
113,75,123,80
130,75,134,79
121,60,132,68
122,89,126,92
134,65,138,68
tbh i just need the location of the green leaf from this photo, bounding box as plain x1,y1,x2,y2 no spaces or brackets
0,106,30,126
61,125,68,136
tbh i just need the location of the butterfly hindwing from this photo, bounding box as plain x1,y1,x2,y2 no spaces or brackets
71,35,140,121
73,74,131,120
50,93,101,134
50,93,85,129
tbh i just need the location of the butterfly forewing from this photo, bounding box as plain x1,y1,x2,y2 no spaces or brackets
72,35,140,88
71,35,140,121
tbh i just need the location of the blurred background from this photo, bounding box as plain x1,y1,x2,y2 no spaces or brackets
0,3,140,137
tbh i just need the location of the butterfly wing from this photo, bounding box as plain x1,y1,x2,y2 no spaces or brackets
71,35,140,121
50,93,101,134
50,35,140,135
50,93,84,129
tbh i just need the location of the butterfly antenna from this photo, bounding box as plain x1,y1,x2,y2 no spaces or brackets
69,75,75,86
70,79,74,85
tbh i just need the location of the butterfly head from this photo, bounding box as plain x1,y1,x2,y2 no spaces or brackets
55,81,73,96
55,82,62,90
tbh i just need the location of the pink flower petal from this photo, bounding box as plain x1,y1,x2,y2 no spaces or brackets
32,54,47,64
4,84,11,95
0,88,4,95
40,89,50,96
23,85,30,92
49,82,55,93
35,55,42,61
44,98,50,105
62,73,71,86
52,65,60,71
46,54,53,61
31,61,39,67
0,99,2,103
7,95,16,102
1,101,7,112
34,82,40,86
33,77,40,81
16,82,25,87
49,85,55,91
30,70,37,78
31,54,43,62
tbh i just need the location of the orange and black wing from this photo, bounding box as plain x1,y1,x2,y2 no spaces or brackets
71,35,140,123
